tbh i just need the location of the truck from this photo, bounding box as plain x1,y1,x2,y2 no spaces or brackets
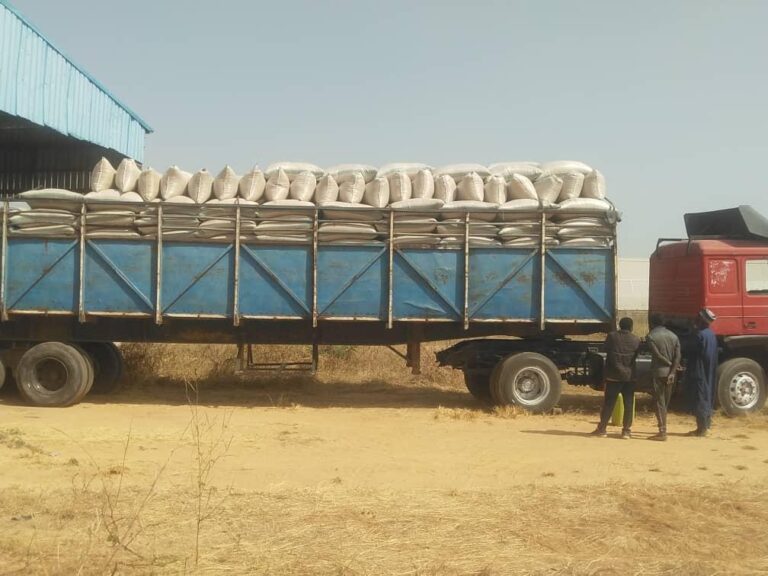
0,198,764,417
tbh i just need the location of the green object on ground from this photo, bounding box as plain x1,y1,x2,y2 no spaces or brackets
611,392,636,427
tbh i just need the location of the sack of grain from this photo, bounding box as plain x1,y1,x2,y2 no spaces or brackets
264,168,291,201
160,166,192,200
91,158,117,192
213,166,240,200
114,158,141,192
138,168,161,201
321,201,383,222
239,167,266,202
265,162,324,180
339,172,365,203
388,172,412,203
581,170,606,199
188,170,214,203
506,174,538,201
434,164,490,182
557,173,585,202
489,162,543,181
377,163,432,179
327,164,377,183
18,189,85,211
434,174,457,202
364,177,389,208
484,175,507,204
540,160,593,175
289,171,317,202
315,174,340,204
533,173,563,203
457,172,484,202
412,169,435,199
441,200,498,222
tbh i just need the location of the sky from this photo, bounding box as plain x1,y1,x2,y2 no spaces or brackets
9,0,768,257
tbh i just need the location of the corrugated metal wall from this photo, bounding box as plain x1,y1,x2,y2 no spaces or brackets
0,2,150,161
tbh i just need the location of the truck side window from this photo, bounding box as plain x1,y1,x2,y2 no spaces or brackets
708,259,738,294
746,259,768,295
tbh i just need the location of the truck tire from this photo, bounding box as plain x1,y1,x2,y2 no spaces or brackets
717,358,767,416
464,371,492,402
81,343,124,394
16,342,92,407
490,352,562,413
0,360,5,392
72,344,95,397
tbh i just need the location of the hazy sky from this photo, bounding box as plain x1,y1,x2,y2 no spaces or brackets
10,0,768,256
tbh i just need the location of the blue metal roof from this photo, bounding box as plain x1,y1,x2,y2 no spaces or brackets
0,1,152,161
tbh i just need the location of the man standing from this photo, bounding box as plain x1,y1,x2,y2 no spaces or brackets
646,313,681,441
686,308,719,437
591,317,641,439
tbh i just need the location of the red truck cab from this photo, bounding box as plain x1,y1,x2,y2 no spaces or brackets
649,207,768,415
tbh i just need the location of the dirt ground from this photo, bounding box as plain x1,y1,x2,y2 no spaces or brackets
1,343,767,575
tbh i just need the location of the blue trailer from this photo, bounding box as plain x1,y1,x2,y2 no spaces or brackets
0,200,617,409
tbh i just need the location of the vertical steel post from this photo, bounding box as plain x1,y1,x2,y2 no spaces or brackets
0,199,8,321
611,219,619,328
78,202,86,323
463,210,470,329
387,208,394,329
539,208,547,331
233,204,241,327
154,204,164,325
312,207,319,328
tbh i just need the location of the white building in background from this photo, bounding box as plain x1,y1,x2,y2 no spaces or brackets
618,258,649,311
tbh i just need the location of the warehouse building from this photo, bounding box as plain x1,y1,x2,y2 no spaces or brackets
0,1,151,194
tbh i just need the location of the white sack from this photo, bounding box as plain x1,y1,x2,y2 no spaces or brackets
581,170,606,200
11,224,76,236
327,164,377,183
86,230,142,239
506,174,538,201
388,172,412,203
434,174,457,202
85,211,135,227
90,158,116,192
375,218,437,234
10,210,77,227
239,167,266,202
412,169,435,199
315,174,340,204
319,222,378,241
265,162,324,180
533,174,563,203
114,158,141,192
187,170,214,203
437,220,498,236
559,238,609,247
18,189,84,211
558,172,585,202
434,164,490,181
440,236,501,248
213,166,240,200
377,163,431,179
554,197,612,219
456,172,484,202
363,177,389,208
160,166,192,200
441,201,498,222
259,199,315,220
289,171,317,202
138,168,161,201
489,162,543,181
338,172,365,204
484,175,507,204
264,168,291,201
321,201,383,222
541,160,593,175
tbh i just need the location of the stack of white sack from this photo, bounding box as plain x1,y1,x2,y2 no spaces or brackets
9,190,83,236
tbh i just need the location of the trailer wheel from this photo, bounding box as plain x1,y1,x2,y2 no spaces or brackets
81,343,124,394
717,358,767,416
491,352,562,413
16,342,92,407
0,360,5,392
463,371,492,402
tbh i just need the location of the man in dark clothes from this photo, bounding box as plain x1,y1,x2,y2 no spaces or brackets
686,308,719,437
591,317,641,439
646,312,681,441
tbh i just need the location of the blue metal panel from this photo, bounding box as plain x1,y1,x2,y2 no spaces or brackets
393,249,463,320
545,248,614,321
239,245,311,318
162,243,234,316
0,2,151,160
6,238,77,312
469,248,540,320
84,240,155,314
318,245,387,319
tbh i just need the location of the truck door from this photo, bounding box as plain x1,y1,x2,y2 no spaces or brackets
706,257,741,334
743,257,768,334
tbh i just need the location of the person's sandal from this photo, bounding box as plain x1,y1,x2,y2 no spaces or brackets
648,433,667,442
590,428,607,438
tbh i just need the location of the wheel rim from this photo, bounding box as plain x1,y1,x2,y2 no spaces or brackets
729,371,760,410
512,367,550,407
34,357,69,393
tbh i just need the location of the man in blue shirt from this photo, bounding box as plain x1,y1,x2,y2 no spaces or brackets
686,308,719,437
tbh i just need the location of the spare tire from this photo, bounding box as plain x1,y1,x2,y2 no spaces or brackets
490,352,562,413
16,342,92,407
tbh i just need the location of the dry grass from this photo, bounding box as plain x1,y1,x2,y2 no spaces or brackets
1,482,767,575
